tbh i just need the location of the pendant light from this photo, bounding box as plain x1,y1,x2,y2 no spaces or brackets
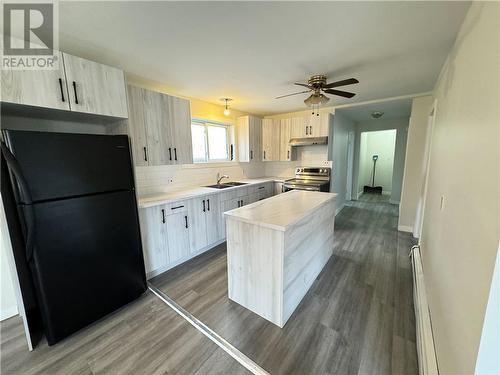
220,98,233,116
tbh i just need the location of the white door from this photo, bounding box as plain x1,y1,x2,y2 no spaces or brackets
187,197,208,254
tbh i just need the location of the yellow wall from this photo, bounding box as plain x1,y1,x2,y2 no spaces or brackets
126,73,250,124
420,3,500,374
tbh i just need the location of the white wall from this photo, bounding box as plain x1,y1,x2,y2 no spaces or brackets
419,3,500,374
358,129,396,195
398,96,434,232
329,111,356,213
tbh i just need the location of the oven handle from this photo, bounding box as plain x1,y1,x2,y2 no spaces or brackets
283,185,319,192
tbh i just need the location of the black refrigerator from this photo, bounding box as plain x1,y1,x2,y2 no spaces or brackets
1,130,147,346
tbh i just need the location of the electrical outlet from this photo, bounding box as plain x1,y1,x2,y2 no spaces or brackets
321,161,333,167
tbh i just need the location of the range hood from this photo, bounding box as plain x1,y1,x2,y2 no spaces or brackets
289,136,328,147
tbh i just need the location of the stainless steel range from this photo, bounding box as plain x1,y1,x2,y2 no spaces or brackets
283,167,331,192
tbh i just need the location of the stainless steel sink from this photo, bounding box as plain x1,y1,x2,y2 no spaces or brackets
205,184,233,189
224,181,248,186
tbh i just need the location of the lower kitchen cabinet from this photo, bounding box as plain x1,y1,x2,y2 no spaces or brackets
274,182,285,195
139,182,276,278
139,205,168,274
165,210,190,264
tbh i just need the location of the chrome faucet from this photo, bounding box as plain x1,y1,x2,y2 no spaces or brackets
217,173,229,185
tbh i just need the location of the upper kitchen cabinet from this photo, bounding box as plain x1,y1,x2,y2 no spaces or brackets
1,51,128,119
291,113,330,138
262,119,280,161
167,95,193,164
237,115,262,162
1,51,70,111
279,118,294,161
62,53,128,118
127,85,192,166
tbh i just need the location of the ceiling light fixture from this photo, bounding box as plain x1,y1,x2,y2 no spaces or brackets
220,98,233,116
371,111,384,119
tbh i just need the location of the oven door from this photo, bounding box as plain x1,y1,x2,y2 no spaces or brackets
283,183,320,192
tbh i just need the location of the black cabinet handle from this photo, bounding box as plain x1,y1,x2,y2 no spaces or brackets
237,200,240,208
161,209,165,224
263,150,266,160
230,144,234,161
250,150,253,160
309,126,312,135
207,199,210,211
258,186,265,190
72,81,79,104
184,215,188,228
174,148,177,161
169,148,172,161
202,199,206,212
287,150,290,159
171,205,184,210
58,78,65,102
143,146,148,161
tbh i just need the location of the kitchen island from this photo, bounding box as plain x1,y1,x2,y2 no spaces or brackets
224,190,336,327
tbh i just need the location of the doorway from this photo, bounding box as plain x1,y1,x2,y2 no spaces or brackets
357,129,397,199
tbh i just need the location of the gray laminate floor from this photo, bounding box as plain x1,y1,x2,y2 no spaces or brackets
0,292,251,375
151,193,418,375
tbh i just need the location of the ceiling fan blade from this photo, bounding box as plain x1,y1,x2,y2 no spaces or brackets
294,83,311,89
275,90,311,99
323,78,359,89
323,89,356,98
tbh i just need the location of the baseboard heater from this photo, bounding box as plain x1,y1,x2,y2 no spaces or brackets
410,245,439,375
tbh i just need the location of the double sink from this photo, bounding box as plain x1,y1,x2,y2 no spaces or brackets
205,181,248,189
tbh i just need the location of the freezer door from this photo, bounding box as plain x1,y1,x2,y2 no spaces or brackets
3,131,135,203
29,190,146,345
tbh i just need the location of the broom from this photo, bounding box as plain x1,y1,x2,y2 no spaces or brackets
363,155,383,194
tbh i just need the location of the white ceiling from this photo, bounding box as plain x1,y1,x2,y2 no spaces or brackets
336,98,412,123
58,2,470,115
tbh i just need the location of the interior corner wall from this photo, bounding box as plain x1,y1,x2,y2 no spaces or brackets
398,95,434,232
352,117,409,203
419,3,500,374
329,111,356,213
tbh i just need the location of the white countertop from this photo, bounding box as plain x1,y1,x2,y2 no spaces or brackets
137,177,292,208
224,190,337,232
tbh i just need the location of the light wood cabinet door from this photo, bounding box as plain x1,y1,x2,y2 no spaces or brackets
250,116,262,162
274,182,284,195
166,211,190,265
262,119,280,161
237,115,261,162
205,194,222,244
1,51,70,111
139,205,168,275
220,197,240,238
168,95,192,164
142,89,174,165
319,113,331,137
291,116,309,138
126,85,148,166
62,53,128,118
279,118,293,161
187,197,208,254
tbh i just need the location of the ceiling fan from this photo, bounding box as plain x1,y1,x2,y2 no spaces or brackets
276,75,359,110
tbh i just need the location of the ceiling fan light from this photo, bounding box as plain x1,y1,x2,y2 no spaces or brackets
304,95,314,106
319,94,330,104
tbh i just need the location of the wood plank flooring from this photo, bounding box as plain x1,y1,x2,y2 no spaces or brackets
1,293,250,375
151,193,418,375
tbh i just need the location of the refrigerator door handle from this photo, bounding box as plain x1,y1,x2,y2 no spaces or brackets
1,142,36,262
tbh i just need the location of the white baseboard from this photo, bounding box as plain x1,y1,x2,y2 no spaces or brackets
398,225,413,233
1,306,18,321
389,199,400,205
382,190,391,196
335,203,346,216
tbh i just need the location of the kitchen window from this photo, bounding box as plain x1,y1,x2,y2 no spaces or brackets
191,120,232,163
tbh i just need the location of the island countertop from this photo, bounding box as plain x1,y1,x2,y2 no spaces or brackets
224,190,337,232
